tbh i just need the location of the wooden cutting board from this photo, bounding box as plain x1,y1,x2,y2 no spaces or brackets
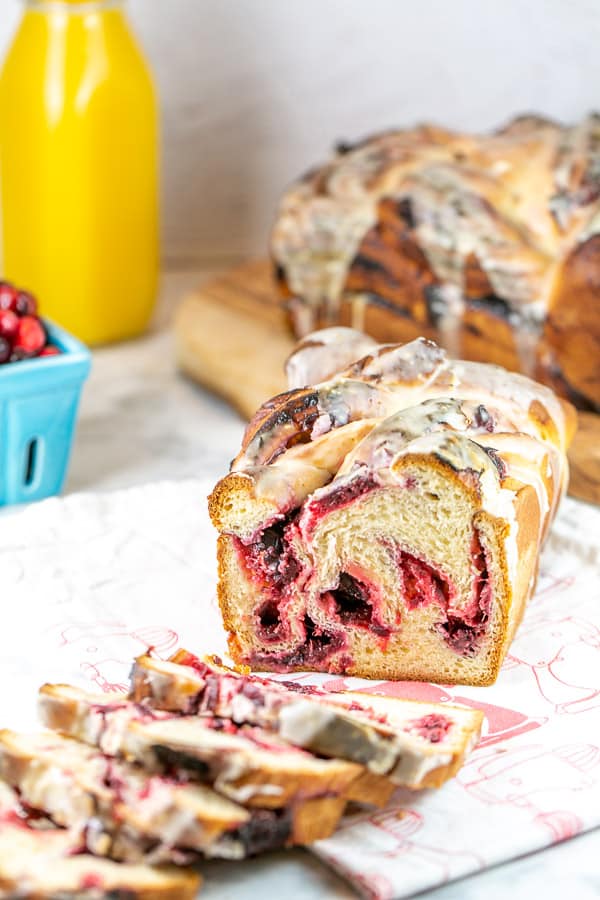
174,259,600,505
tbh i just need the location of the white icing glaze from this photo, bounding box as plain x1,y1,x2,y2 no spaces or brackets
390,747,453,785
273,192,377,329
452,360,567,444
234,334,567,537
278,699,398,774
218,781,284,803
475,431,554,524
430,284,465,360
286,327,378,389
336,399,470,475
355,336,448,384
277,699,451,783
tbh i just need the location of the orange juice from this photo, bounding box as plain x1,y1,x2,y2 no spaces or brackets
0,0,159,345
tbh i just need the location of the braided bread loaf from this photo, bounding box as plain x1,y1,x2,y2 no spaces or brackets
271,115,600,411
209,329,576,686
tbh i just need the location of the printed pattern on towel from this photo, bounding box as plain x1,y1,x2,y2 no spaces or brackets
0,480,598,899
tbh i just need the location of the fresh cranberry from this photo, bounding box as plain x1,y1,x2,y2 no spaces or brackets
0,336,11,363
0,309,19,341
10,348,31,362
0,283,18,311
14,291,37,317
14,315,46,355
39,344,61,357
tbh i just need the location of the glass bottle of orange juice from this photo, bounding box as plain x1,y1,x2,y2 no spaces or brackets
0,0,159,345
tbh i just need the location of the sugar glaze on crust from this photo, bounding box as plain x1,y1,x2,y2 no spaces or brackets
209,330,575,686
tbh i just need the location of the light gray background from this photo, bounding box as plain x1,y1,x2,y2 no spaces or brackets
1,0,599,262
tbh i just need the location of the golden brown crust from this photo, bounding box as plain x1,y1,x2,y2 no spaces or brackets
222,652,497,686
221,759,362,810
234,387,324,467
345,770,398,807
217,533,241,640
501,481,542,645
37,683,82,733
544,233,600,408
528,398,561,447
130,657,204,711
288,795,348,843
208,472,277,534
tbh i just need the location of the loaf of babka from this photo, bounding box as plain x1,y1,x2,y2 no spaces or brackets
271,114,600,411
209,329,576,685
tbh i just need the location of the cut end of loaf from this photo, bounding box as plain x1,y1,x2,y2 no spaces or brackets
211,332,570,686
217,455,514,685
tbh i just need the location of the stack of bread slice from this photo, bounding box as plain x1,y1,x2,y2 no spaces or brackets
130,650,484,796
0,780,200,899
0,650,484,897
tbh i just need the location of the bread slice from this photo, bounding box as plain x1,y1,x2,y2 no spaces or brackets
0,781,200,899
0,729,251,862
209,333,574,685
131,651,484,790
0,728,343,860
38,683,358,818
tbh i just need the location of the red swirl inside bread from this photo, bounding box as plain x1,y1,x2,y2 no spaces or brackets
233,478,494,671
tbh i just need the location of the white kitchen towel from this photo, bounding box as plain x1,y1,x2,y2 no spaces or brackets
0,479,599,899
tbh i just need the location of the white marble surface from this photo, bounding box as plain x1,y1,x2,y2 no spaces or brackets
49,269,600,897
